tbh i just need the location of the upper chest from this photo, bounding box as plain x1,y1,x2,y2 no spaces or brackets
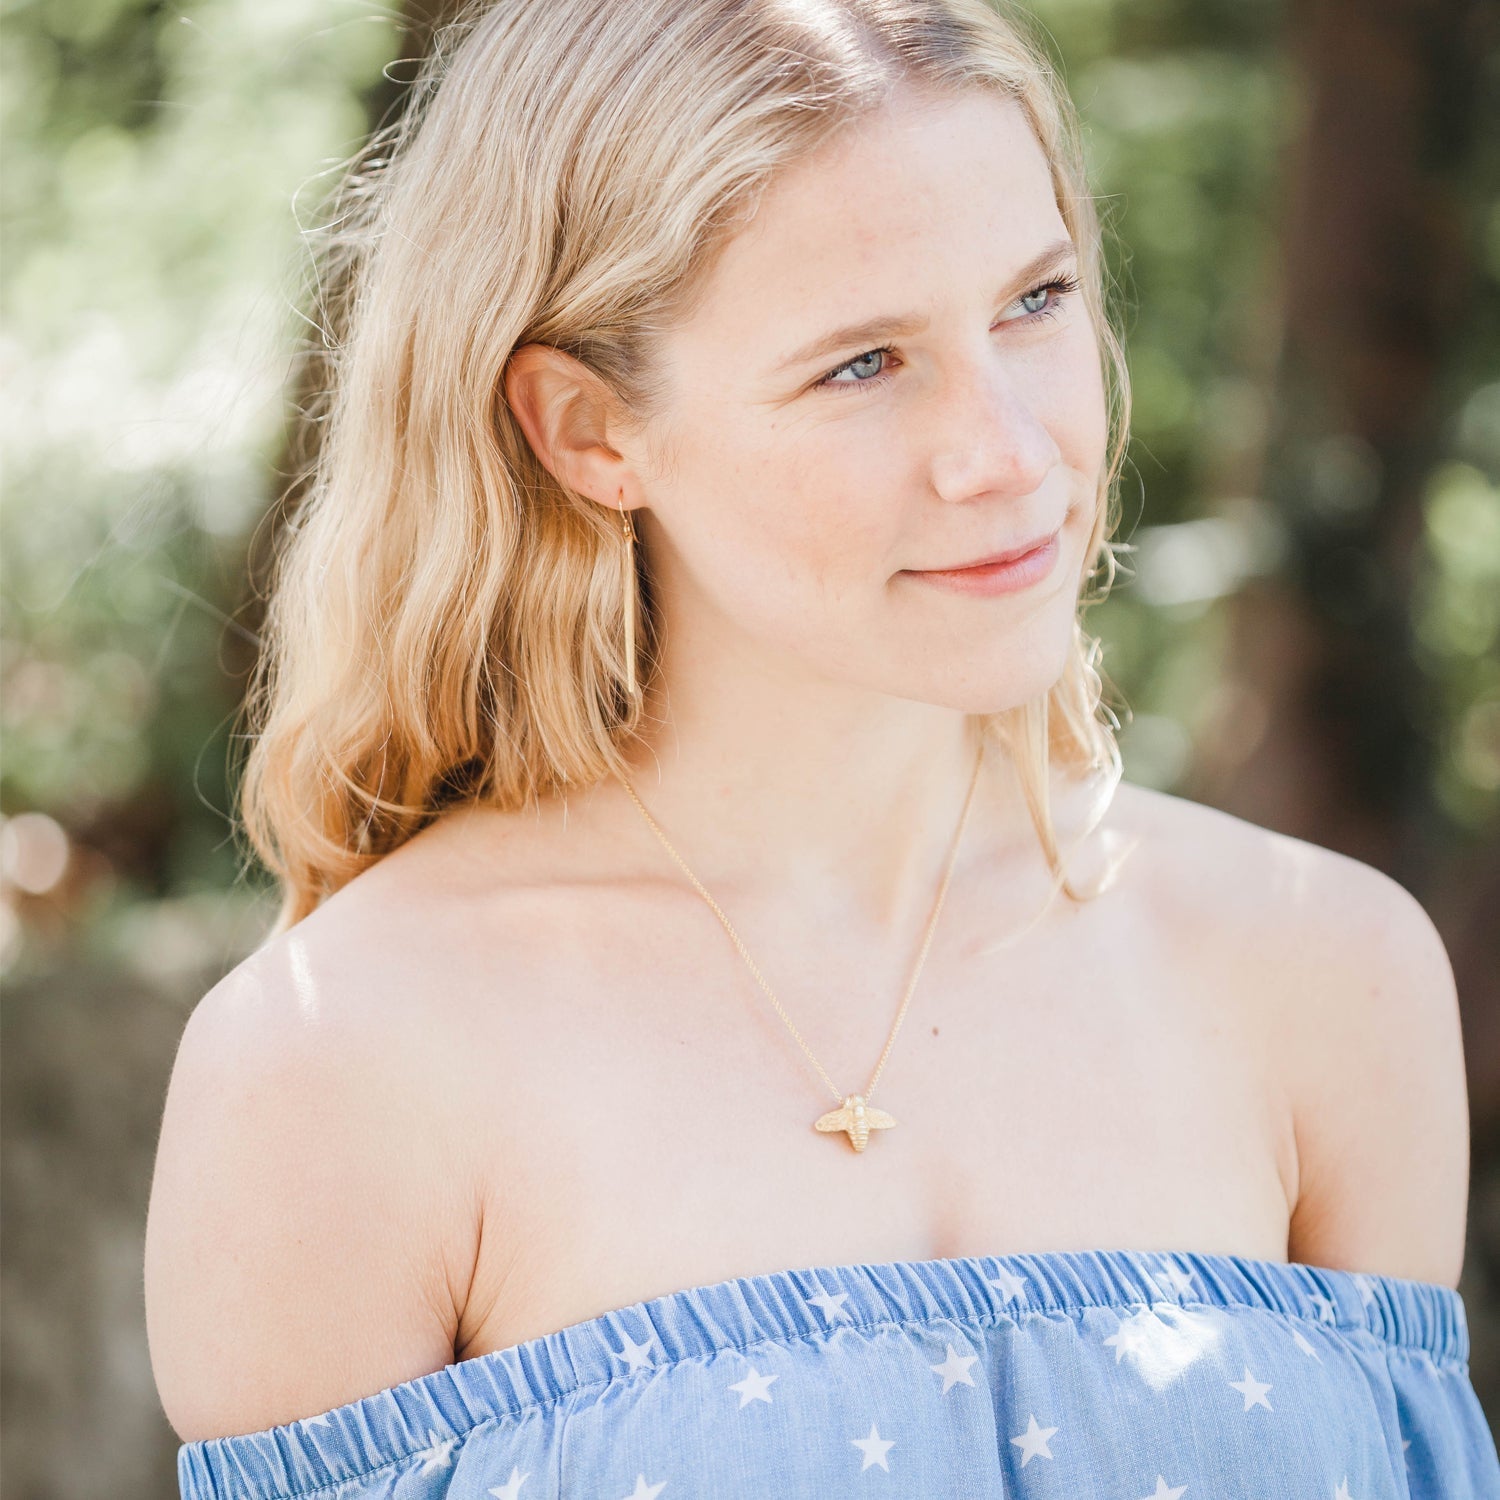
399,795,1299,1359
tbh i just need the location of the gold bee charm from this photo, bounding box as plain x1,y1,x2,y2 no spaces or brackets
814,1093,898,1152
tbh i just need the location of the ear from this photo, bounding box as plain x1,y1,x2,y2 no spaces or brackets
503,344,639,508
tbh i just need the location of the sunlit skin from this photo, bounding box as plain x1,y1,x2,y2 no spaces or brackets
504,82,1110,942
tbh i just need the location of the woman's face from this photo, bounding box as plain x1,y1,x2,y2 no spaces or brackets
633,84,1110,714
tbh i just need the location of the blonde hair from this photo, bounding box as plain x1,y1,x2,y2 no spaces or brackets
240,0,1132,935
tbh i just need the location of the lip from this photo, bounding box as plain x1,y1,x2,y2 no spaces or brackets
902,527,1062,597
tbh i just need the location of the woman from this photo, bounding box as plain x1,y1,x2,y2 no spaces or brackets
145,0,1498,1495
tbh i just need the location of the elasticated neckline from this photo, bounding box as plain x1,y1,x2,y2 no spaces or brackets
177,1244,1469,1500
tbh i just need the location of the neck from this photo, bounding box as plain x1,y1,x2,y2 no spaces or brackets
596,668,1044,939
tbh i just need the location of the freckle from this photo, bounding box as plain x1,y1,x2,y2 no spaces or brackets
931,1026,939,1036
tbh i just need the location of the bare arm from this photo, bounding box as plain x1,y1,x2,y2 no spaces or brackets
143,947,474,1441
1282,852,1470,1290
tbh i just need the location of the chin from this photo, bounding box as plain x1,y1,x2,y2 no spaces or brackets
897,668,1069,716
904,638,1075,715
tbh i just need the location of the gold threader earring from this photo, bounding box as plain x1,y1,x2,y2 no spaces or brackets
617,490,639,702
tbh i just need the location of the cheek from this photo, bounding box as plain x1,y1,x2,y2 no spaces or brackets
656,421,891,627
1054,325,1110,469
741,420,898,576
1053,339,1111,564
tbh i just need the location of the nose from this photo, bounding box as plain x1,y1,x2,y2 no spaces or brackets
926,357,1062,504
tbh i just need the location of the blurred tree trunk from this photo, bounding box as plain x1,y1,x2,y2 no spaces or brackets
1191,0,1499,1115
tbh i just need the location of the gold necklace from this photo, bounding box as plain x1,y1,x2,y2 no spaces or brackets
614,735,987,1152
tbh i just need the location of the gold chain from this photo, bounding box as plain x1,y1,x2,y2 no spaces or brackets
614,734,987,1150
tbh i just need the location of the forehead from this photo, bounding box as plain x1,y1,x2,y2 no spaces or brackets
684,86,1064,343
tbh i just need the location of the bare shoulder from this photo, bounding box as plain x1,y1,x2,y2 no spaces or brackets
143,858,492,1442
1107,779,1469,1288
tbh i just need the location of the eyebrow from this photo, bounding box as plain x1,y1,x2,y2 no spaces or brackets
772,235,1079,376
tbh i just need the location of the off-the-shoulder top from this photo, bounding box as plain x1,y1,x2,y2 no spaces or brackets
176,1244,1499,1498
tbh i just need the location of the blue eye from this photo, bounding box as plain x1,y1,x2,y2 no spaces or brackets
815,343,899,391
812,272,1082,393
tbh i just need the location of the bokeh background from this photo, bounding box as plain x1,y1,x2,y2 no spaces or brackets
2,0,1497,1492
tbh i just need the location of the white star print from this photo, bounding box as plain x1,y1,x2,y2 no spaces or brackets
1401,1436,1412,1455
1351,1273,1377,1306
1334,1478,1355,1500
1309,1292,1337,1323
1142,1477,1187,1500
1099,1304,1215,1390
1229,1366,1274,1411
805,1287,853,1323
1290,1326,1321,1359
620,1475,665,1499
929,1342,979,1393
304,1412,333,1428
414,1428,459,1473
489,1466,530,1498
851,1421,895,1471
986,1263,1029,1302
1103,1310,1155,1362
728,1367,778,1406
1010,1413,1059,1465
611,1330,659,1372
1156,1262,1197,1298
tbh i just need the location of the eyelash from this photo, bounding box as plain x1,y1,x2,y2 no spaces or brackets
812,273,1083,393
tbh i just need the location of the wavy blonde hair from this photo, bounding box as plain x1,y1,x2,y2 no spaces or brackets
240,0,1132,935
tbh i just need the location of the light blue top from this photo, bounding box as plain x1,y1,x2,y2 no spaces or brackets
177,1245,1498,1499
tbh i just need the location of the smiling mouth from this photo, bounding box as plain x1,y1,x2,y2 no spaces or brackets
908,526,1061,575
899,529,1062,596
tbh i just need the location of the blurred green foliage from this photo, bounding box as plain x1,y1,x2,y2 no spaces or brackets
0,0,1495,973
2,0,396,946
1041,0,1296,790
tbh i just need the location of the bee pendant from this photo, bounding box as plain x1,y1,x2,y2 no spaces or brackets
814,1093,898,1152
